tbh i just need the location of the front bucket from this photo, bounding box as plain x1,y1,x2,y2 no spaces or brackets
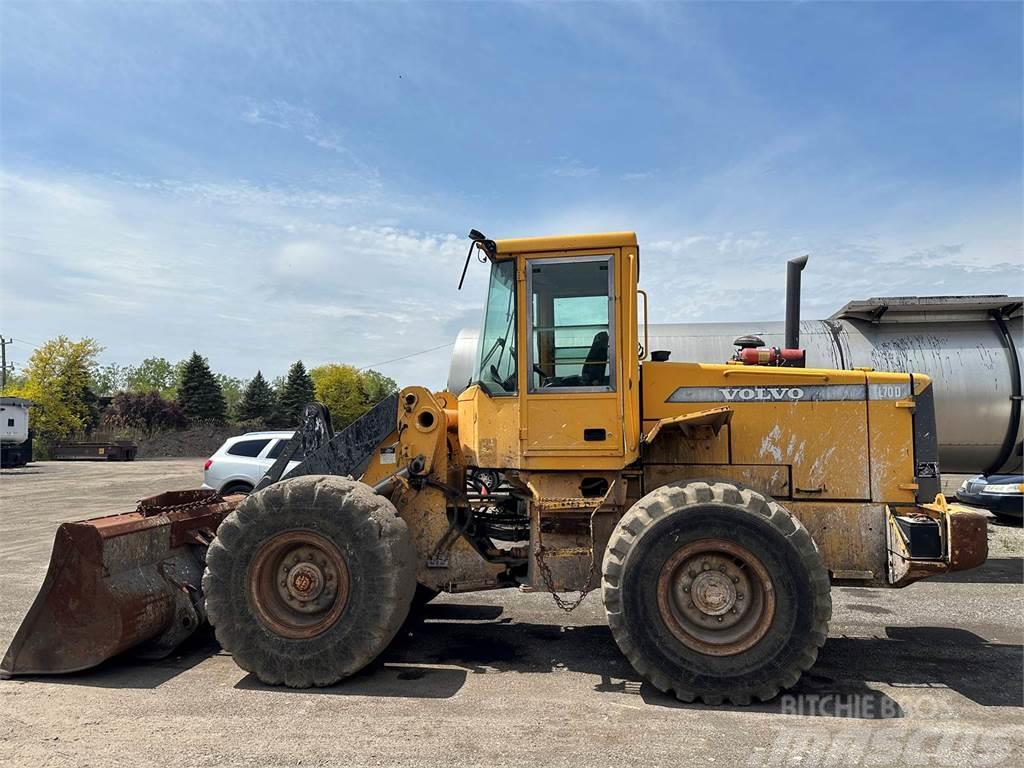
1,489,241,677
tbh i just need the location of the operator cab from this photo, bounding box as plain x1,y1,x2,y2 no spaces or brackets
459,232,642,470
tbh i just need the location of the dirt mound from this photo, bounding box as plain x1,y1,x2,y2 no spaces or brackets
135,425,243,458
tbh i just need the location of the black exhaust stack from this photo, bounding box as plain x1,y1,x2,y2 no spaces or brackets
784,255,809,351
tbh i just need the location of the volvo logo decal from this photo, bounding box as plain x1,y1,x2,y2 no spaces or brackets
719,387,805,402
664,383,895,403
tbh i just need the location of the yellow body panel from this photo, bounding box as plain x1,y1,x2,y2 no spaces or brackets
642,362,873,500
866,371,918,505
494,231,638,257
457,384,521,468
639,362,921,504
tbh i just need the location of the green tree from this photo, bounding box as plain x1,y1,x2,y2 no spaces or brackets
8,336,103,440
217,374,245,418
177,352,227,423
236,371,277,423
360,369,398,403
125,357,177,397
277,360,315,426
309,365,398,430
92,362,128,396
310,363,365,428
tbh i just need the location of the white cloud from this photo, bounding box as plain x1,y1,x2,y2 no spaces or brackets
241,99,350,156
0,170,479,388
621,171,656,181
546,157,599,179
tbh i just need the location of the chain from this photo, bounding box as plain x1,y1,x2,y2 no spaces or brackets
533,503,601,613
136,492,225,517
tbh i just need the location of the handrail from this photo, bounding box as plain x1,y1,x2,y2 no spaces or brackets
722,368,830,381
637,288,649,361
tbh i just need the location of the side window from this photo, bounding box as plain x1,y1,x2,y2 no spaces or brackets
267,437,302,461
529,256,614,391
227,439,271,458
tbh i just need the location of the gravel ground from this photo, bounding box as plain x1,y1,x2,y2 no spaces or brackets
0,460,1021,768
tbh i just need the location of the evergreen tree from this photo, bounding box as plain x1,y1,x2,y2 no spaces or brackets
236,371,277,423
177,352,226,424
277,360,315,426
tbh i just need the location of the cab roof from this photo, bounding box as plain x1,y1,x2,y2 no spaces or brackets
494,231,637,256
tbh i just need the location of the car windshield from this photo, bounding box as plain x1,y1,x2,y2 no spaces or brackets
474,260,517,395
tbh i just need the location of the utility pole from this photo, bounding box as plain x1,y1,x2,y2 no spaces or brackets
0,335,10,390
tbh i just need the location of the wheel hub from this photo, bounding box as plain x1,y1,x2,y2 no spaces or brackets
657,538,776,656
690,569,736,615
249,532,350,637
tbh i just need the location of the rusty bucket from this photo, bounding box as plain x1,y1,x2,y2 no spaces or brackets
1,490,240,677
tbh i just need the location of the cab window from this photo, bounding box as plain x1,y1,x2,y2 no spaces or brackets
528,256,614,392
474,259,518,395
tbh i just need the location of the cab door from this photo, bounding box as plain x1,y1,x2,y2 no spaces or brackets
520,249,627,468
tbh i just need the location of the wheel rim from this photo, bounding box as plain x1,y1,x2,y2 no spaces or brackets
656,538,776,657
248,530,350,639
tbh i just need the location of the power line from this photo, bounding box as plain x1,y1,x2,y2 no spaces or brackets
8,336,42,349
357,341,454,371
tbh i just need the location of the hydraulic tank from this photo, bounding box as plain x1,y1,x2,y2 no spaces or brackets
448,296,1023,475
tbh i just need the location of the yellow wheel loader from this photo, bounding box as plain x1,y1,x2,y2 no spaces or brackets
1,231,988,704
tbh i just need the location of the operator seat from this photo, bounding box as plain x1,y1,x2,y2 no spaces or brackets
582,331,609,386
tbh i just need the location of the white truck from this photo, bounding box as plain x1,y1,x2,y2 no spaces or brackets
0,397,33,468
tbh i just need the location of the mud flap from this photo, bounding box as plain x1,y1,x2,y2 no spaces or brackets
886,494,988,587
1,490,240,677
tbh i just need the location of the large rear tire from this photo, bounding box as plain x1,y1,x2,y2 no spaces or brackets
602,480,830,705
203,475,417,687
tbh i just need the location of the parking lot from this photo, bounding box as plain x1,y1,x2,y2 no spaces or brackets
0,459,1021,767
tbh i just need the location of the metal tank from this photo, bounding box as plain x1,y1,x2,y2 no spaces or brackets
448,295,1023,475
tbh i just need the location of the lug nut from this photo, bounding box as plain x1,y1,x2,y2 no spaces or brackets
737,593,744,600
732,576,739,583
717,617,723,622
683,587,690,593
719,565,727,572
702,562,710,571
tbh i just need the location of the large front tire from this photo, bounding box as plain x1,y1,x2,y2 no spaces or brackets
203,475,417,687
603,481,831,705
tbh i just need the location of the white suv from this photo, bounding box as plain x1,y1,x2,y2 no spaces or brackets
202,431,300,495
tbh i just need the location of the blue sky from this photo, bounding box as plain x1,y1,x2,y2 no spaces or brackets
1,1,1021,388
